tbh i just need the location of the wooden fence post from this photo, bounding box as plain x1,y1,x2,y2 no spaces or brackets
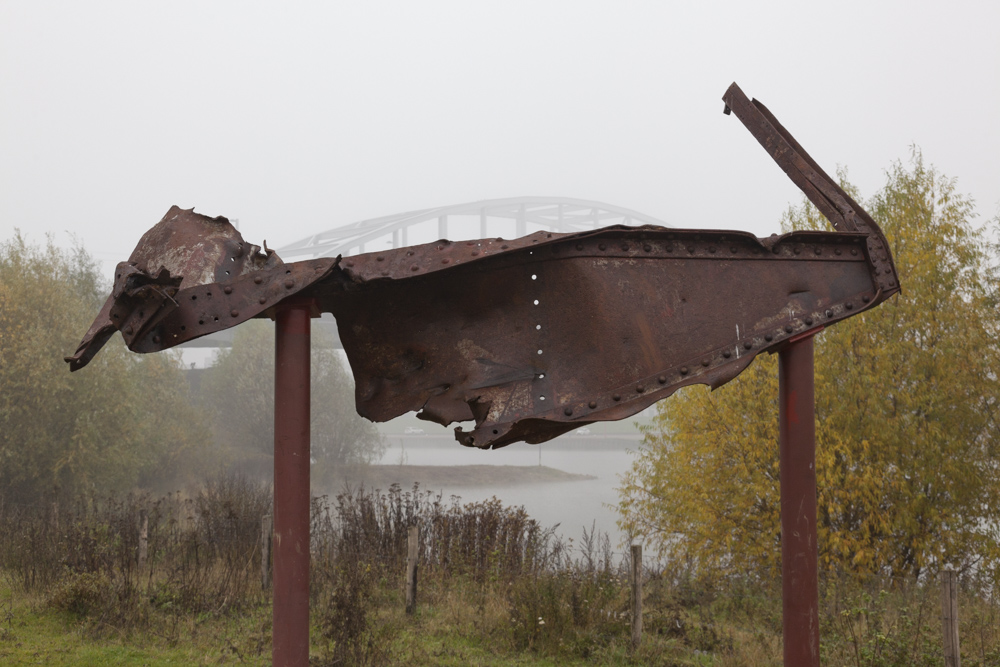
942,566,961,667
261,514,273,590
406,525,419,614
631,543,643,650
137,509,149,572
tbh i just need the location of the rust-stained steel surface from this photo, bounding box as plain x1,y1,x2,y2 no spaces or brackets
66,83,900,450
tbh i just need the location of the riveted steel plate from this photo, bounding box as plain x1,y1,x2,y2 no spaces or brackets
67,83,900,450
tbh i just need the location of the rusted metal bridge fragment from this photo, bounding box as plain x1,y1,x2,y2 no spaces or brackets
68,82,900,667
67,86,898,452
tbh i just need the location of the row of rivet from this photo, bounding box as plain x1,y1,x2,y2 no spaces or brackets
141,268,302,346
550,294,873,419
339,232,867,281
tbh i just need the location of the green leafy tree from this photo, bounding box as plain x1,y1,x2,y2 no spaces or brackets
0,235,208,504
199,320,385,482
617,152,1000,580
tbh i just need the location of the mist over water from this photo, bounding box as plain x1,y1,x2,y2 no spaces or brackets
372,435,640,545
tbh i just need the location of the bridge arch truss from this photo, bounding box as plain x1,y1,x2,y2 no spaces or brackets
277,196,669,260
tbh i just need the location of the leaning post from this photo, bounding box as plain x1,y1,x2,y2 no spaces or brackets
779,333,819,666
406,525,419,614
631,543,643,650
273,297,314,666
942,566,961,667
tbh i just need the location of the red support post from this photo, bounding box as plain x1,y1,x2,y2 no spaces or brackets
273,299,313,666
779,335,819,666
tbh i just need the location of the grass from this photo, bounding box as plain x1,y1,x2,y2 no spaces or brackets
0,580,271,665
3,476,1000,666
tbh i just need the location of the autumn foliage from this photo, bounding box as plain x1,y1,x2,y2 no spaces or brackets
0,237,207,504
617,153,1000,580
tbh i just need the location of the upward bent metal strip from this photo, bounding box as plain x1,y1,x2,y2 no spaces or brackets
66,83,900,450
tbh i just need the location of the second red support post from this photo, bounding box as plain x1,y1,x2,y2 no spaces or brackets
779,335,820,666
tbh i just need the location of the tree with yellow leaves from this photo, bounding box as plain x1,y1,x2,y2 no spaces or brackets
617,152,1000,580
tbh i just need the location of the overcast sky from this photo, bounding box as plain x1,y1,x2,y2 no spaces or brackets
2,1,997,278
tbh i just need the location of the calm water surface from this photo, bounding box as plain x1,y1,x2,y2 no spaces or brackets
375,435,642,544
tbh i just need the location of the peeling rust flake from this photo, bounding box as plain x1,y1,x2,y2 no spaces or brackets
66,83,900,450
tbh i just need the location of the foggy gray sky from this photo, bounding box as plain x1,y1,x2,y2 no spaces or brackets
2,1,998,277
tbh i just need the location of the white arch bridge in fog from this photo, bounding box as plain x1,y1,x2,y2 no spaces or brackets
275,196,669,260
181,196,669,350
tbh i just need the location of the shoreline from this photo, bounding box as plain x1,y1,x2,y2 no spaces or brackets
329,464,596,490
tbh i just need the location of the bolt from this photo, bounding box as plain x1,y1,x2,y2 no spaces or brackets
805,317,813,325
765,334,773,342
845,302,853,310
442,258,451,264
680,367,689,375
377,256,385,262
643,245,652,252
612,393,621,401
254,275,263,284
723,350,731,358
224,286,232,294
501,244,509,249
411,265,419,272
153,336,160,344
708,247,716,254
471,251,479,256
621,243,629,251
794,247,801,255
862,295,871,303
125,326,133,335
744,341,752,349
815,248,822,255
665,245,673,252
564,407,573,416
825,309,833,318
284,279,294,289
231,310,239,318
785,324,793,333
835,248,842,256
589,401,597,409
636,385,644,393
599,243,607,251
687,246,695,253
851,248,858,256
701,358,710,366
346,261,354,267
658,375,666,384
259,296,267,304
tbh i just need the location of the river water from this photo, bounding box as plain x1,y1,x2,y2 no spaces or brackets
374,434,642,545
